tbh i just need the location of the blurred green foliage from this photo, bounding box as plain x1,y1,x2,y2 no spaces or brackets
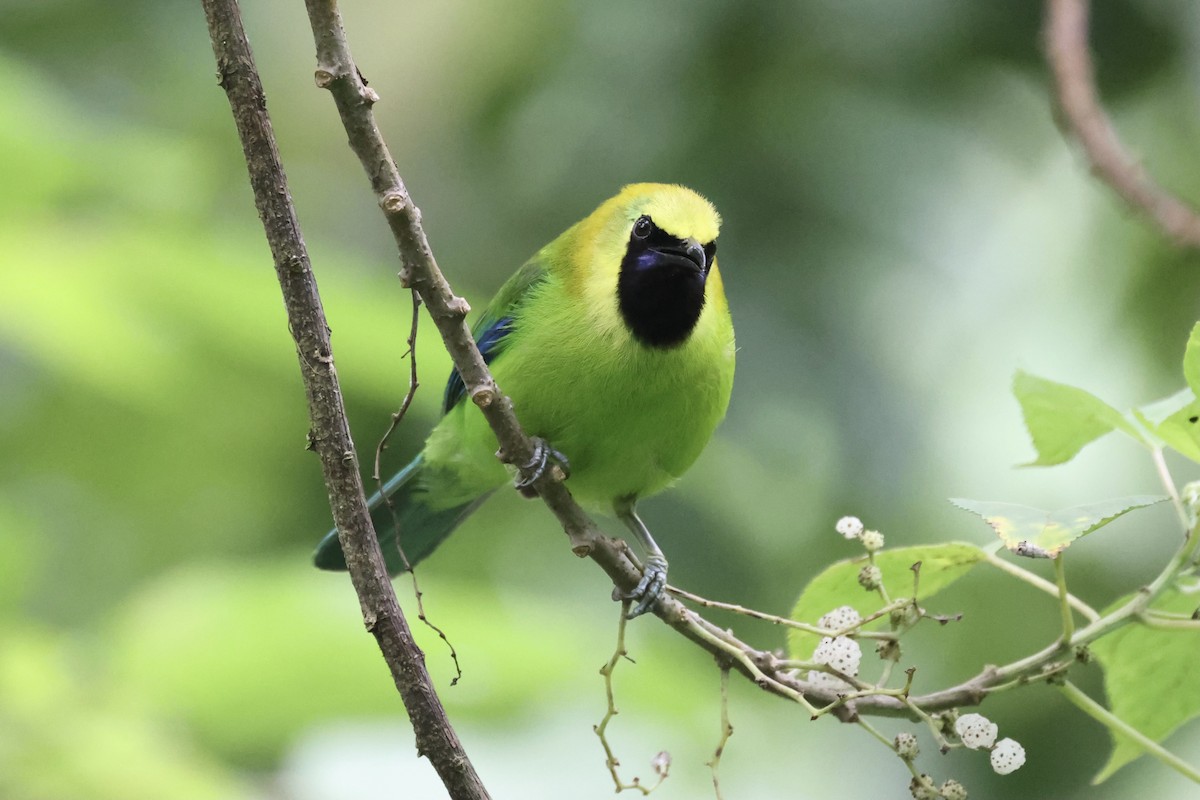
3,1,1200,797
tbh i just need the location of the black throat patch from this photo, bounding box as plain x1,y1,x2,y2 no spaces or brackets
617,216,715,349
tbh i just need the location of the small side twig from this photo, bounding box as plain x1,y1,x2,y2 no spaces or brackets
372,289,421,487
594,601,667,795
668,585,897,640
856,718,922,781
368,289,463,683
707,665,734,800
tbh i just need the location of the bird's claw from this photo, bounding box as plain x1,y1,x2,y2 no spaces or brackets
623,555,668,618
513,437,570,492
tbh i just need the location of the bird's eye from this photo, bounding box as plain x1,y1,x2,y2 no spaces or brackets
632,216,653,240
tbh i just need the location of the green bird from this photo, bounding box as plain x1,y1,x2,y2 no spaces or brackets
315,183,735,616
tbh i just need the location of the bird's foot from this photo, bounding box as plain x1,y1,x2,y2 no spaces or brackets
512,437,571,496
623,555,668,619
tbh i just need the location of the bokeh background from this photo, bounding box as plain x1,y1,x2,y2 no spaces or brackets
3,1,1200,797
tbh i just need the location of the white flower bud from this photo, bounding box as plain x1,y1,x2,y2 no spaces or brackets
860,529,885,552
875,638,901,662
836,516,865,539
908,774,938,800
990,738,1025,775
858,564,883,590
939,778,968,800
894,731,919,761
954,713,997,749
889,603,921,628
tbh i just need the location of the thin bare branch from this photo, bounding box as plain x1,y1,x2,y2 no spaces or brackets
1045,0,1200,247
199,2,489,797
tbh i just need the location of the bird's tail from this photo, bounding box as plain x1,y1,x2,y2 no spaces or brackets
313,455,490,575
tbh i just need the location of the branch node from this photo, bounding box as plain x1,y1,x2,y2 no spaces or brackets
313,68,334,89
447,295,471,317
381,190,408,215
471,386,496,408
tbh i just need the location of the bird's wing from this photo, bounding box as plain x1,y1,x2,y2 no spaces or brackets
442,257,548,413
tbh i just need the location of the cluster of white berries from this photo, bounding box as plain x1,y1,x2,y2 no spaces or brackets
812,635,862,675
955,713,1026,775
836,515,884,551
954,713,997,749
808,627,863,691
811,638,859,676
901,712,1025,797
989,738,1026,776
818,605,862,632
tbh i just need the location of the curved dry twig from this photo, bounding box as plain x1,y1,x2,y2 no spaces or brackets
1045,0,1200,247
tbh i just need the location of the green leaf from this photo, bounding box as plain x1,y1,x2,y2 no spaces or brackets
1013,371,1138,466
1129,325,1200,462
1135,389,1200,463
951,497,1164,558
1184,322,1200,396
787,543,985,659
1091,583,1200,782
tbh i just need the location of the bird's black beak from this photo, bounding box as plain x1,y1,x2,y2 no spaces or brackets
655,237,707,275
683,239,706,273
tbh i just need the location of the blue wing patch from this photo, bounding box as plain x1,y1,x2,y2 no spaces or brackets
442,316,516,413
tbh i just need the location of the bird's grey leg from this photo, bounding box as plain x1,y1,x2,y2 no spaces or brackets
512,437,571,495
614,496,667,618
